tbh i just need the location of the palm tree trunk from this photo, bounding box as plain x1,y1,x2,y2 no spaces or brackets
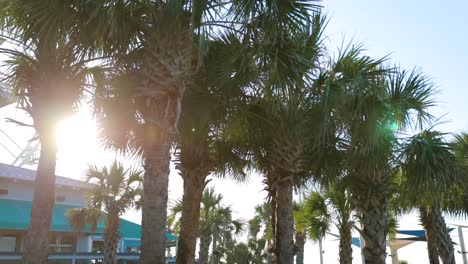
22,129,57,264
433,208,456,264
275,179,294,264
211,230,218,264
420,206,441,264
104,211,121,264
338,224,353,264
141,132,171,264
420,206,455,264
176,169,206,264
294,232,305,264
198,230,212,264
357,178,389,264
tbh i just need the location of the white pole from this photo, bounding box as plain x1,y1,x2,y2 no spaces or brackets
390,247,399,264
459,226,468,264
319,238,324,264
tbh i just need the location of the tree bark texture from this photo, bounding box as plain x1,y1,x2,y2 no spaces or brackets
356,177,389,264
140,135,171,264
339,224,353,264
420,207,441,264
420,206,455,264
104,210,120,264
22,130,57,264
176,168,206,264
198,230,212,264
275,179,294,264
211,229,220,264
294,232,305,264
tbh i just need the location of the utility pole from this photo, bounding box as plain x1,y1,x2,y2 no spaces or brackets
318,238,324,264
459,226,468,264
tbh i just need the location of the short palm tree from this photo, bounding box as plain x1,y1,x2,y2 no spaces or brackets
0,1,101,263
67,161,142,264
168,188,242,264
248,202,274,263
399,130,463,264
294,192,331,264
323,184,355,264
200,188,243,264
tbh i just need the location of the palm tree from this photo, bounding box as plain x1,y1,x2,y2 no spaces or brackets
0,1,101,263
399,130,463,264
67,161,142,264
326,186,355,264
209,206,243,264
226,13,328,262
197,188,242,264
168,188,242,264
304,183,356,264
248,202,274,263
294,192,331,264
173,36,251,263
88,2,251,262
328,48,435,263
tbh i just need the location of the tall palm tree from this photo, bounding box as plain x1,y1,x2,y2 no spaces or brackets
0,1,101,263
399,130,462,264
226,13,327,262
173,35,251,263
67,161,142,264
328,48,435,263
88,2,250,262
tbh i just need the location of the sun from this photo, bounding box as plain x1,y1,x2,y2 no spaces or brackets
55,110,100,161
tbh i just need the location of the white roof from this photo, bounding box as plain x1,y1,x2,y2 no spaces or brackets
0,163,89,189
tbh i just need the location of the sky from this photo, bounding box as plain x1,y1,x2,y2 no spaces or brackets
0,1,468,263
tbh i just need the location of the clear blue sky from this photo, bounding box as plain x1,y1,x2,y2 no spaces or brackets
319,1,468,263
324,0,468,135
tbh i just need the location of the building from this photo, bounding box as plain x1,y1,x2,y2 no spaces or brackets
0,163,177,263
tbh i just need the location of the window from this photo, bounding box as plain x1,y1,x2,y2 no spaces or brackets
0,189,8,196
56,195,65,202
0,236,16,252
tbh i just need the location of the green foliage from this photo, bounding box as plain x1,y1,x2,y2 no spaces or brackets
169,188,244,262
66,207,102,234
224,240,267,264
399,130,460,197
248,202,273,242
67,161,143,232
295,192,330,241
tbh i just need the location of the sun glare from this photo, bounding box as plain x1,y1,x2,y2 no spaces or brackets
55,112,99,160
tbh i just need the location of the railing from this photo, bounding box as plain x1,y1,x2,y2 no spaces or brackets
0,252,176,264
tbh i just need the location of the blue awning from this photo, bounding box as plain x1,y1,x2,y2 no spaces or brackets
397,228,455,238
